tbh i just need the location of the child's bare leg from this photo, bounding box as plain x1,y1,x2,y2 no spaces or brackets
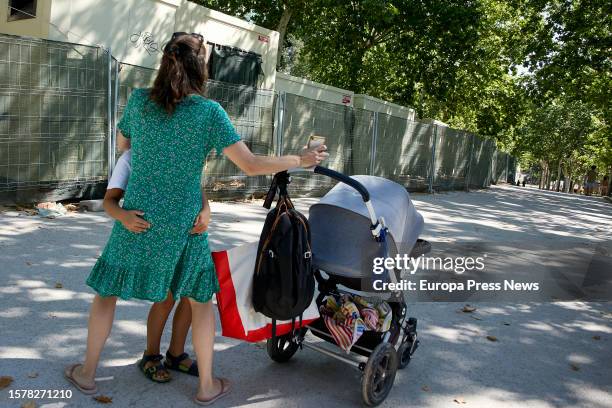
144,291,175,380
168,297,193,366
146,291,175,355
73,294,117,386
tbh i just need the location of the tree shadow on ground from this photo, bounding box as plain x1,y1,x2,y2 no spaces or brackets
1,188,611,407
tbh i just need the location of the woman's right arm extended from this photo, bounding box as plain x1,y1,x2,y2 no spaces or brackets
223,141,329,176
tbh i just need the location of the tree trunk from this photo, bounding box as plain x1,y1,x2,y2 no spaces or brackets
275,4,293,68
545,166,551,190
555,159,562,192
539,162,547,189
565,171,573,193
347,46,368,92
563,159,573,193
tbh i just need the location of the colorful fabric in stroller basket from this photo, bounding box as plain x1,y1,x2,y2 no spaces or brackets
320,295,392,353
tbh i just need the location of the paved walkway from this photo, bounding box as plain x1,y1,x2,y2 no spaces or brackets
0,185,611,407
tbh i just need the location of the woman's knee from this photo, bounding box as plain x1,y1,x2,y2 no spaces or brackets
95,294,118,306
188,298,212,311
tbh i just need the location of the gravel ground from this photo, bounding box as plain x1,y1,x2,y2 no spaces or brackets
0,184,611,408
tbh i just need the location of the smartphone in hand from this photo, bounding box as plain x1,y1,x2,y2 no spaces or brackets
308,135,326,150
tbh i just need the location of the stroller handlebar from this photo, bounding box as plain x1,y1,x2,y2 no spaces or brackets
287,166,370,202
312,166,370,203
284,166,379,229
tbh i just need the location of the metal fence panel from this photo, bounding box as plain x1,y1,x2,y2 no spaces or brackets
374,116,433,191
432,127,472,190
468,136,496,189
280,93,355,194
0,34,109,192
350,107,375,176
493,151,508,183
0,34,517,201
507,155,517,183
204,81,275,196
117,63,156,116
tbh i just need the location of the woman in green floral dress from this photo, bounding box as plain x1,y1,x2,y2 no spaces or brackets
65,33,328,404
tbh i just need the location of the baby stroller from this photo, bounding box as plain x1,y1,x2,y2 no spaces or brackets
264,166,430,406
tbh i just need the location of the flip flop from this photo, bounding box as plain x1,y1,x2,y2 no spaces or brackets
194,378,231,406
64,364,98,395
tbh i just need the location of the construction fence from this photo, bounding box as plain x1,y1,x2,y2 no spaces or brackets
0,34,514,202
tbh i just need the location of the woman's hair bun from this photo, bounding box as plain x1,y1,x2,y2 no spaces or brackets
150,34,208,113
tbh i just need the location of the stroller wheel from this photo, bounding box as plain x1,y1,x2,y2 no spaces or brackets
397,341,412,369
361,343,398,406
266,330,305,363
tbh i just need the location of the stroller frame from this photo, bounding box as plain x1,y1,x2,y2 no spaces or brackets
264,166,425,407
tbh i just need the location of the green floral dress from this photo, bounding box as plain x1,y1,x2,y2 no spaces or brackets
87,89,241,302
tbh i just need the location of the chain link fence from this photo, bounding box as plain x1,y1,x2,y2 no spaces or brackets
0,34,513,203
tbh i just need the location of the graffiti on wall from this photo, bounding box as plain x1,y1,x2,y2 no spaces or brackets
129,32,159,55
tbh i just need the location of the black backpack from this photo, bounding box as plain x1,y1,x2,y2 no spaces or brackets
253,171,315,337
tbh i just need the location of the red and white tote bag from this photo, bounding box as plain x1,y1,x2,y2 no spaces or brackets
213,242,320,342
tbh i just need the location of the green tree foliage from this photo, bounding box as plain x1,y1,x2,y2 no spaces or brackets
194,0,610,187
518,0,611,187
196,1,531,134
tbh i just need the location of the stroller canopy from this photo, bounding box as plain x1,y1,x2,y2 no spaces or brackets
309,175,424,280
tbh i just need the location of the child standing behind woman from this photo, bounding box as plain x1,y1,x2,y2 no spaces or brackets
104,149,203,383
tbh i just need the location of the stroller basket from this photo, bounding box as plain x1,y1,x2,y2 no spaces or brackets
308,295,405,358
308,319,395,358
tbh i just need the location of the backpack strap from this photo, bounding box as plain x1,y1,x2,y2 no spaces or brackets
263,171,291,209
297,313,304,350
271,319,276,340
263,178,277,209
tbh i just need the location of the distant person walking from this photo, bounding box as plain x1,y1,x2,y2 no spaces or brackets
584,165,597,196
601,175,609,197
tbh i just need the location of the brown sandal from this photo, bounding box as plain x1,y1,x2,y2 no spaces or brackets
194,378,231,406
64,364,98,395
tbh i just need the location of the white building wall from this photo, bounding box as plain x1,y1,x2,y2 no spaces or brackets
175,3,278,89
275,72,353,106
30,0,279,88
48,0,179,68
